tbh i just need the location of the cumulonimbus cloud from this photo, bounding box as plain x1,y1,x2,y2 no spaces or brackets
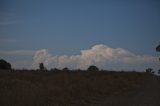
32,44,159,71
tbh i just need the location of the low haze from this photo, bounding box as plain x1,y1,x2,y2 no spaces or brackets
0,0,160,71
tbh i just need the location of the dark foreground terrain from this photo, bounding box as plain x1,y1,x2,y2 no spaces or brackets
0,70,159,106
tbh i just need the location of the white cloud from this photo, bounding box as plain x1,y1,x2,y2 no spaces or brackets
32,44,159,71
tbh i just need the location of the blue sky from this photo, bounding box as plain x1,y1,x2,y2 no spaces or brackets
0,0,160,70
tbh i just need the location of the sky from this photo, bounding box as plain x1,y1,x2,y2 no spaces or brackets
0,0,160,71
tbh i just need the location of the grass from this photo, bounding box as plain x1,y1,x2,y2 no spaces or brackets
0,70,151,106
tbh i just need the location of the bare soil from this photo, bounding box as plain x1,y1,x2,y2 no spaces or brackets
88,76,160,106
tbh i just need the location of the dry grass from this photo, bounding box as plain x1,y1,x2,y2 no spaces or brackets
0,71,151,106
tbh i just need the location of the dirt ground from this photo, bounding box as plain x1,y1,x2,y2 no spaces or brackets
88,76,160,106
0,71,159,106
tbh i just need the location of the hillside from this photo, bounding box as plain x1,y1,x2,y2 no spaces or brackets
0,70,159,106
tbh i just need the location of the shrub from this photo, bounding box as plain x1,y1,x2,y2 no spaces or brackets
50,68,59,72
87,65,99,72
146,68,154,74
62,67,69,72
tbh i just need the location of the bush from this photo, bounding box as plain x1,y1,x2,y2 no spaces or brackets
87,65,99,72
62,67,69,72
50,68,59,72
146,68,154,74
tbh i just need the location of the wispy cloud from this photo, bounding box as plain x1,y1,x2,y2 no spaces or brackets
32,44,159,71
0,21,21,25
11,60,32,69
0,38,17,43
0,11,23,25
0,50,35,56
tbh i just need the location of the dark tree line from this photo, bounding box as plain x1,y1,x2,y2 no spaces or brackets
39,63,99,72
0,58,159,74
0,59,100,72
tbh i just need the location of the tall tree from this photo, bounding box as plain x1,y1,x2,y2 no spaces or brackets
156,44,160,52
0,59,11,70
39,63,45,70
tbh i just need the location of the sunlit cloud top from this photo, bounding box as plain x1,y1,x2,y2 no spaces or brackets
32,44,159,71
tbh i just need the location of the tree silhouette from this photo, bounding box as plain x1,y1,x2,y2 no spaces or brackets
87,65,99,72
39,63,45,70
156,44,160,52
146,68,154,74
0,59,11,70
62,67,69,72
156,44,160,62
